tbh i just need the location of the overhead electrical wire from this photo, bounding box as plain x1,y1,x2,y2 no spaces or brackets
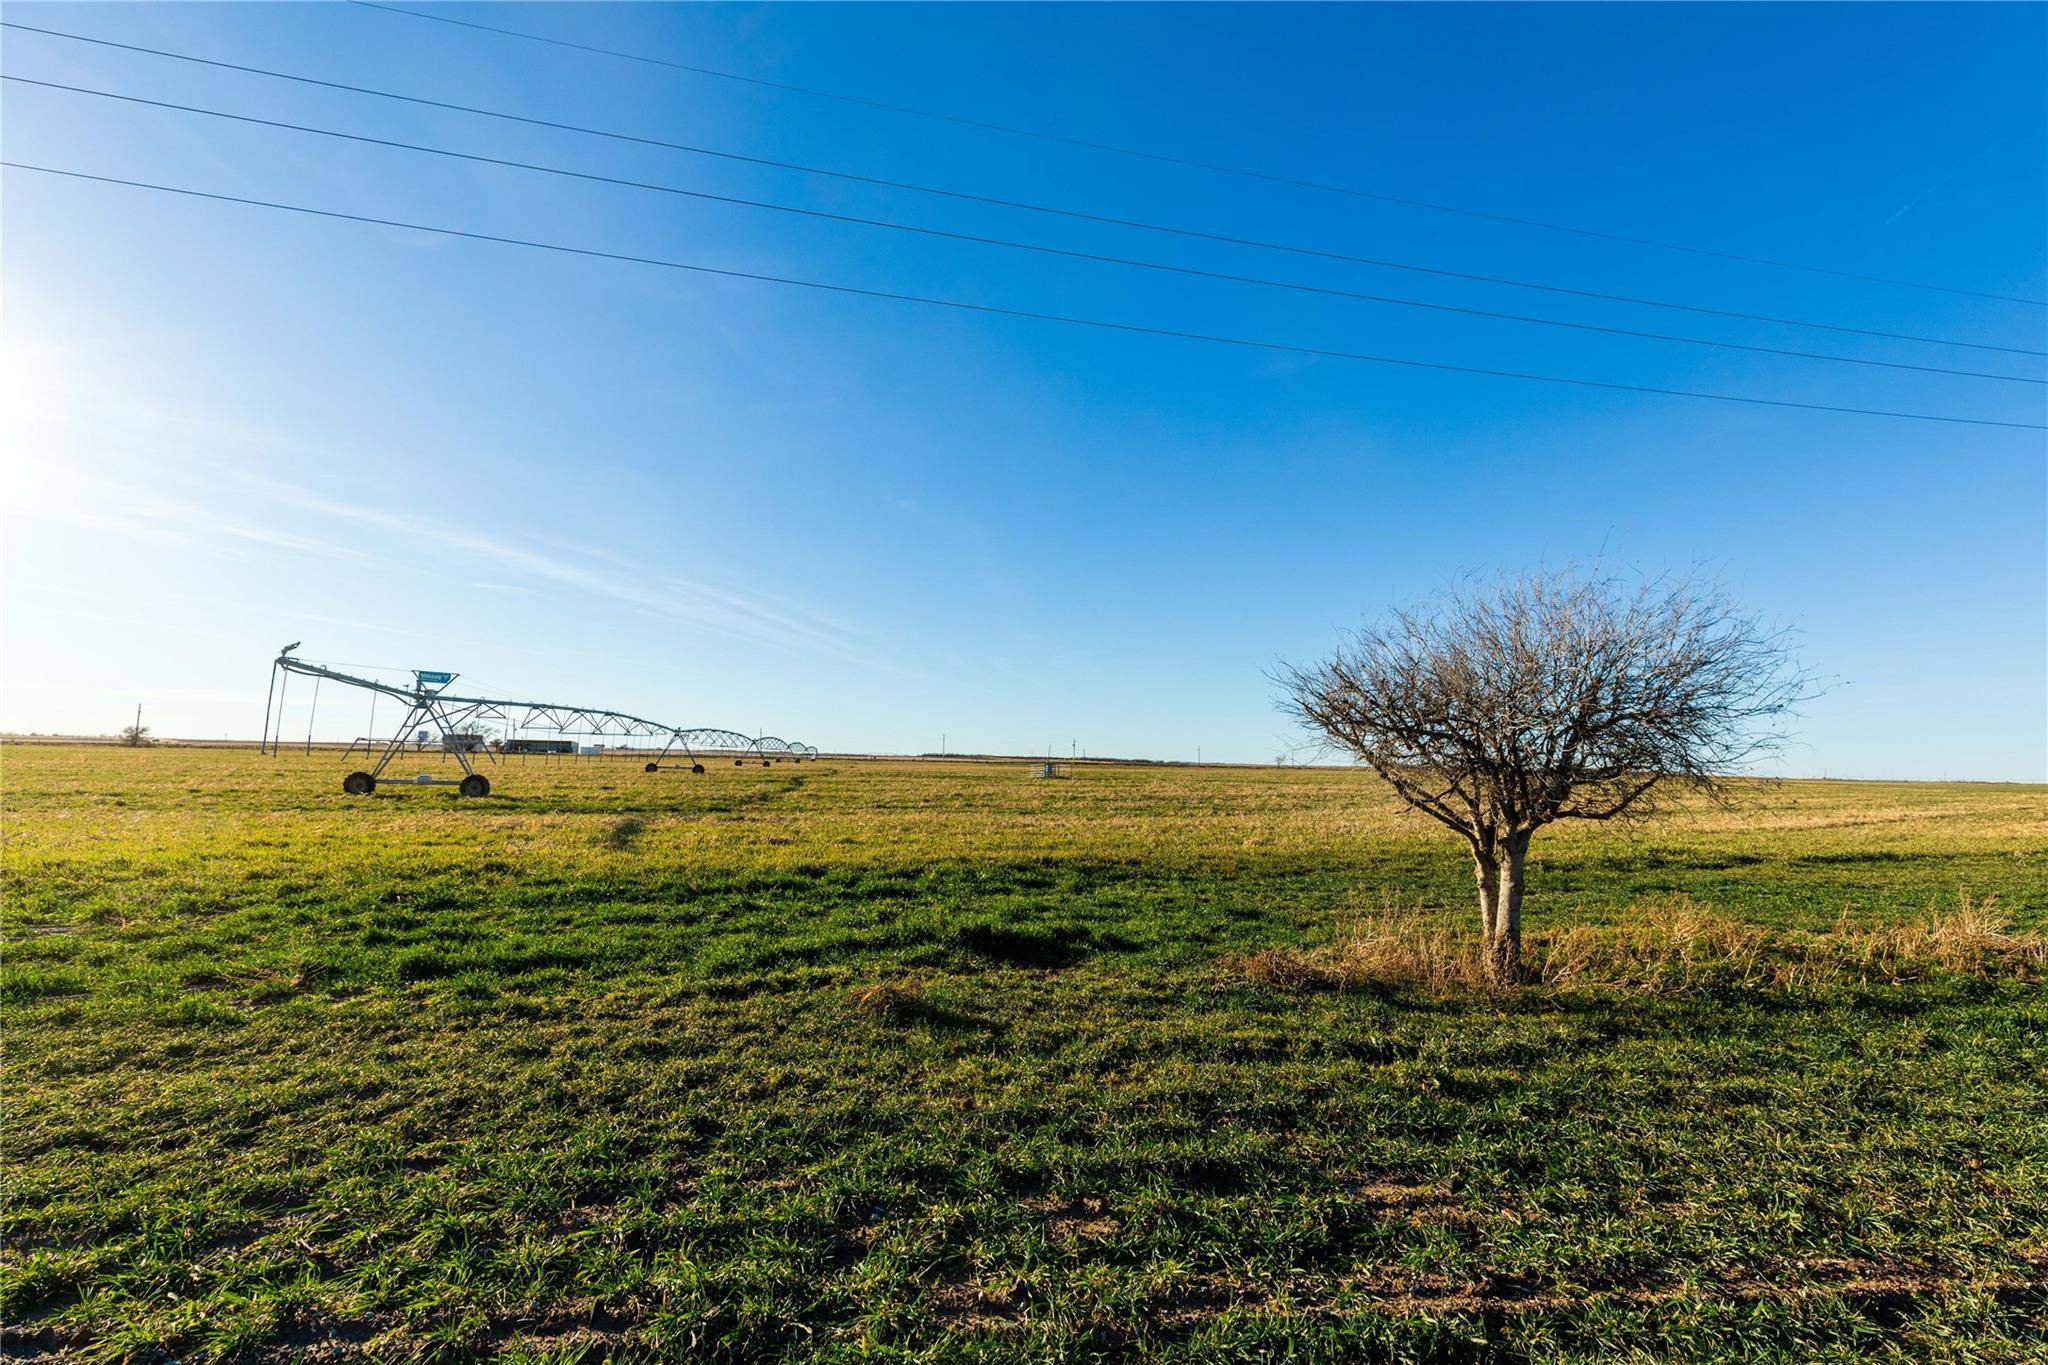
6,20,2040,360
346,0,2047,309
12,74,2034,387
6,161,2040,431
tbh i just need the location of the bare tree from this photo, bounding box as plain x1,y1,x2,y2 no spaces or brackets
118,723,151,747
1278,567,1806,982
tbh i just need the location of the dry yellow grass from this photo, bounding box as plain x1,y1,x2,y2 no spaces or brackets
1234,892,2048,994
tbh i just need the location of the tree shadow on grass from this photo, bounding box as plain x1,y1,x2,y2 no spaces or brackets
950,923,1136,969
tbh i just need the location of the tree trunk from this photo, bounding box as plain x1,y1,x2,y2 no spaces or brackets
1487,832,1530,983
1471,848,1500,946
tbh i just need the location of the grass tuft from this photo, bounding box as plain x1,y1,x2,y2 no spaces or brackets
846,975,945,1024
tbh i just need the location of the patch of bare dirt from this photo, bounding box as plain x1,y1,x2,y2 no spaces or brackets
1021,1193,1120,1242
928,1275,1027,1329
1335,1256,2048,1317
1342,1178,1482,1227
0,1321,85,1361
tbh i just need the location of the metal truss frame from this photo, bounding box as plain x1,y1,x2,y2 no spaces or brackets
260,647,818,797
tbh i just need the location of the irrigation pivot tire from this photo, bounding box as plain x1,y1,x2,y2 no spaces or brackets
691,763,705,774
459,774,491,798
343,771,376,796
645,762,660,773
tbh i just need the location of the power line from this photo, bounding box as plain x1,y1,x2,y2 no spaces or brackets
7,20,2039,360
347,0,2047,309
15,74,2033,388
7,160,2040,431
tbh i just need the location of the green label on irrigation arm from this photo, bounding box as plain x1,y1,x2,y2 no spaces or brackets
414,671,454,686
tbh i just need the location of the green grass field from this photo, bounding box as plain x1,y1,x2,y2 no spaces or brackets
4,743,2045,1362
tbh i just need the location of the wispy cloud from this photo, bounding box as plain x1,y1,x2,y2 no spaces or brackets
238,475,926,676
6,401,1026,695
4,467,409,574
7,446,890,666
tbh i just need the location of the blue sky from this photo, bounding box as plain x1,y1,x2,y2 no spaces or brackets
3,1,2043,778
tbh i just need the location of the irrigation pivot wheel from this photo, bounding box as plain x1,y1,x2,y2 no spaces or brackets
343,771,376,796
459,773,491,798
691,763,705,774
645,762,659,773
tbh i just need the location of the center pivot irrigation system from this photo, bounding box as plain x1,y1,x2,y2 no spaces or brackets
260,644,818,797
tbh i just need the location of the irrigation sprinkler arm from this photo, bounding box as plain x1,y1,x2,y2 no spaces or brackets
266,650,815,757
275,655,424,706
